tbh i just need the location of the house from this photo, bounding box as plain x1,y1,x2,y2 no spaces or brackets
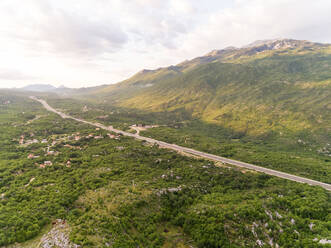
63,144,81,150
19,135,25,144
44,161,53,166
66,161,71,167
25,140,34,145
107,133,116,139
28,154,35,159
107,133,120,139
28,154,40,159
41,139,48,144
64,144,76,149
94,135,103,139
25,139,39,145
82,105,88,112
74,136,81,141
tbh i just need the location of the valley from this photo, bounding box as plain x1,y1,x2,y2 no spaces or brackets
1,0,331,245
0,90,330,248
1,39,330,248
31,96,331,191
32,39,329,184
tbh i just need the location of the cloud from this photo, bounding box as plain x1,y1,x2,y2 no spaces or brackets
2,0,128,57
38,12,128,56
179,0,331,54
169,0,195,15
0,0,330,88
0,68,38,81
0,0,193,58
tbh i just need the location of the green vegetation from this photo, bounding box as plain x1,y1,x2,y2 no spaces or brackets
1,92,330,247
1,40,331,247
48,39,331,183
107,51,331,140
46,91,331,183
141,121,331,183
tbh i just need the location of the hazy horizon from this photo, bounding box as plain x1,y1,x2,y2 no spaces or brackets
1,0,331,89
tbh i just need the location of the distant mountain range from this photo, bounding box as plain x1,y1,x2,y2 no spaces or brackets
20,39,329,94
20,84,63,92
19,83,107,95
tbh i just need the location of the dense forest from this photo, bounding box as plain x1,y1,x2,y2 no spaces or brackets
0,93,330,247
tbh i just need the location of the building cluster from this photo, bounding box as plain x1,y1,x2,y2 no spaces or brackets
22,130,121,169
19,135,39,146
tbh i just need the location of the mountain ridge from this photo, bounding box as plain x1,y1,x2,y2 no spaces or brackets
16,39,330,94
74,39,330,147
129,39,328,79
16,39,331,141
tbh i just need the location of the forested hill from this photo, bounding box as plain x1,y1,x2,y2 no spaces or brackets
80,39,331,140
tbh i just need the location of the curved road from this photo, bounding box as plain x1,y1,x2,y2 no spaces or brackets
31,96,331,191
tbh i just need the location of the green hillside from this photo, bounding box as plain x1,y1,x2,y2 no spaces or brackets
87,39,331,138
58,39,330,182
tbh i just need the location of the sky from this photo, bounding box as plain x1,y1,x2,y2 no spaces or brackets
0,0,330,88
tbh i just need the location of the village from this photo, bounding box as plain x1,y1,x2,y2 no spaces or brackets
19,127,121,169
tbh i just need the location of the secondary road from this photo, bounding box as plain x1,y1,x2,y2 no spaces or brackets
31,96,331,191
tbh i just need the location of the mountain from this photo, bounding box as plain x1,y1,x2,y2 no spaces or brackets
79,39,330,140
19,84,84,96
20,84,58,92
21,84,58,92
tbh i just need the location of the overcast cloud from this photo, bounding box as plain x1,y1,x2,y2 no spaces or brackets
0,0,330,88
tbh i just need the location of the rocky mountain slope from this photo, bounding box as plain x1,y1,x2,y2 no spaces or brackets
80,39,330,141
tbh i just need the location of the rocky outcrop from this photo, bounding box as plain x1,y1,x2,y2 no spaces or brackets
39,219,79,248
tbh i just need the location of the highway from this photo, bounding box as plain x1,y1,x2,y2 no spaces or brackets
31,96,331,191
